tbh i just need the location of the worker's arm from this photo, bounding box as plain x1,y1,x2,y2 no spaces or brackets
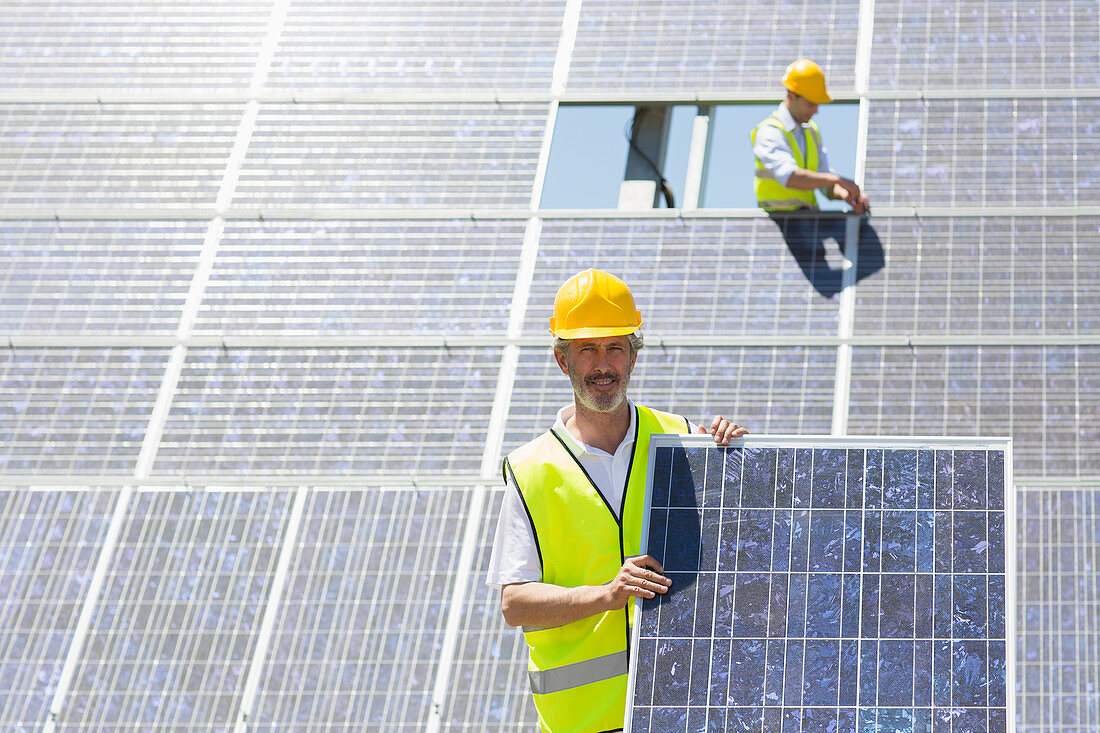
786,169,869,213
500,554,671,628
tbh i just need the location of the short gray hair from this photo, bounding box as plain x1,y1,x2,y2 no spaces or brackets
554,331,644,361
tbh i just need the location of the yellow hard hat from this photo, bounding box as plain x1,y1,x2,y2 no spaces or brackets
782,58,832,104
549,269,642,339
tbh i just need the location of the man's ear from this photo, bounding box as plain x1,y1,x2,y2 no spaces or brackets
554,346,570,376
628,350,638,374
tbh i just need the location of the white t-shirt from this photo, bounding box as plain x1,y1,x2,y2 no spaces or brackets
753,103,835,187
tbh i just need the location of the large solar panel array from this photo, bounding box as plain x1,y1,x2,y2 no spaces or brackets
1,1,1097,730
631,437,1013,731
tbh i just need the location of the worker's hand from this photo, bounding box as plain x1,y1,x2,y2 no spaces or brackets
605,555,671,609
849,192,870,215
699,416,749,446
834,179,869,214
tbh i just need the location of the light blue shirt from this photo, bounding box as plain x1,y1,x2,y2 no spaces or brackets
753,103,835,186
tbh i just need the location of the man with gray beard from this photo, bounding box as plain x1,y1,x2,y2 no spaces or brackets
487,269,747,732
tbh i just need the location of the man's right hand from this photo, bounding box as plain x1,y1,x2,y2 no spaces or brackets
501,556,671,628
605,554,671,609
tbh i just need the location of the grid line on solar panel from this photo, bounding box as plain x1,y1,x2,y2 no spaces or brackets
502,346,835,465
632,440,1010,732
55,489,292,729
231,103,545,208
265,1,564,92
848,346,1098,477
152,347,500,476
529,219,845,339
865,99,1100,208
1,221,205,336
0,348,169,474
870,0,1100,92
567,0,859,92
192,219,525,336
0,489,115,728
0,104,244,206
440,486,539,729
852,217,1100,337
0,2,273,90
246,487,469,729
1016,486,1100,731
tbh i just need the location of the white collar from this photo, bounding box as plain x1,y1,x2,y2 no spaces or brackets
553,399,637,458
775,102,800,132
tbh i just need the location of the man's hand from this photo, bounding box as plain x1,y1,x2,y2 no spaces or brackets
605,555,671,609
501,556,672,627
699,416,749,446
833,179,869,214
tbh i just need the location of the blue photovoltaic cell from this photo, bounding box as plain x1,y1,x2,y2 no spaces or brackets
630,437,1013,733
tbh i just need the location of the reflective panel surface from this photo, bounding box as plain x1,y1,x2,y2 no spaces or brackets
57,489,293,728
631,438,1012,732
568,0,859,93
234,104,545,208
195,220,524,336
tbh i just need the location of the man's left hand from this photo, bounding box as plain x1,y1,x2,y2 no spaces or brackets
831,180,870,215
699,416,749,446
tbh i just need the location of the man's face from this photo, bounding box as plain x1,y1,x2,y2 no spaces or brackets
556,335,637,414
787,92,819,125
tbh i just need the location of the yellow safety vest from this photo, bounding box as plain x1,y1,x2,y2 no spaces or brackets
502,405,691,733
751,112,823,211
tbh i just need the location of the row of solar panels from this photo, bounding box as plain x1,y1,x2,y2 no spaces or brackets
2,343,1097,477
0,484,529,729
0,482,1093,729
1,0,1097,92
3,216,1098,336
0,100,1097,207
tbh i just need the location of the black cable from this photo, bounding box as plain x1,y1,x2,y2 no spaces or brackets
624,115,675,209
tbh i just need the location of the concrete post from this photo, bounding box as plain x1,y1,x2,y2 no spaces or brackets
618,105,671,210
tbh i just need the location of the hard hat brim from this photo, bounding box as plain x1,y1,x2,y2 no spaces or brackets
783,80,832,105
549,325,641,340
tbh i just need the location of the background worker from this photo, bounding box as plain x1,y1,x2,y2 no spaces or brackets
487,269,747,732
752,58,870,214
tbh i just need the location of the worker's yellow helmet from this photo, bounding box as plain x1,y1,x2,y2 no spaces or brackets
549,269,642,339
782,58,832,104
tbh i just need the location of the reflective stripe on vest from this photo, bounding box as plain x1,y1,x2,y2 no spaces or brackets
752,113,822,211
528,650,629,695
504,404,691,733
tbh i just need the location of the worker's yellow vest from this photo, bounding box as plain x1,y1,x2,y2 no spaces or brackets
502,405,691,733
751,113,822,211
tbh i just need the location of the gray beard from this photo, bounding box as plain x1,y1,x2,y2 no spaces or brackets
570,371,629,414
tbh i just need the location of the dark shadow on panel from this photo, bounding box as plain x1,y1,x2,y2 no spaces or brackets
643,444,706,604
767,213,885,298
855,219,886,285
